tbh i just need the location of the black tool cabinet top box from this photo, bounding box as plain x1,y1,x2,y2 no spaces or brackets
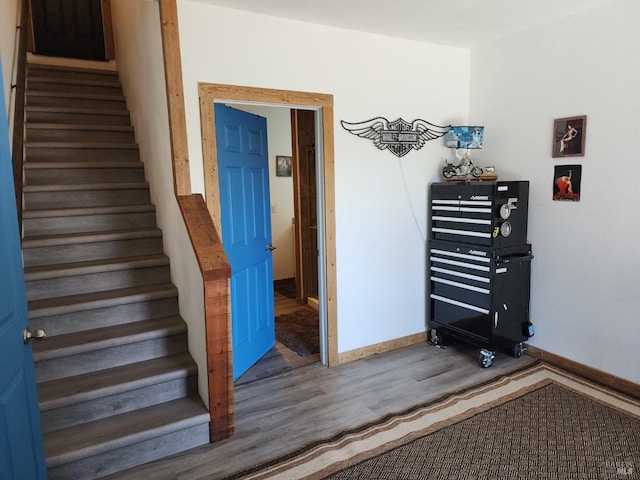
430,181,529,249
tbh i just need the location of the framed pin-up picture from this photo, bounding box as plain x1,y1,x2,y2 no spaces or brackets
553,164,581,202
552,115,586,157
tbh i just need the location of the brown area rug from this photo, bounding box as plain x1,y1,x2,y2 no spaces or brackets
274,281,297,299
222,363,640,479
275,308,319,357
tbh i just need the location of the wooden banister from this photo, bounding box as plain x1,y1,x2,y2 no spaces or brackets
177,194,234,441
160,1,234,441
11,0,29,233
159,0,191,197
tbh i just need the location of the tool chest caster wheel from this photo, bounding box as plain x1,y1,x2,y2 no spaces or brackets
478,349,495,368
512,342,524,358
430,329,444,346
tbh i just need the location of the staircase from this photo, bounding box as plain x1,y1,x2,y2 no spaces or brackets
21,62,210,479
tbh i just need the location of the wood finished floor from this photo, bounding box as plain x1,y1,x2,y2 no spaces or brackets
112,333,536,480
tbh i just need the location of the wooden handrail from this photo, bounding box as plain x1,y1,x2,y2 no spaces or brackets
177,194,234,440
159,0,234,441
11,0,28,233
159,0,191,197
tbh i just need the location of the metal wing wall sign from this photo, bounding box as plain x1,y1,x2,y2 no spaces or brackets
341,117,451,157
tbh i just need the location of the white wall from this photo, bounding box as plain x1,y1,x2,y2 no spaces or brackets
19,0,631,393
178,1,470,353
109,0,210,404
231,104,296,281
470,0,639,382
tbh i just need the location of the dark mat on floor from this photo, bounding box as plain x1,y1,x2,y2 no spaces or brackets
274,281,296,299
275,308,319,357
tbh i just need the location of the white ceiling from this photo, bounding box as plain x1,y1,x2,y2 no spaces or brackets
194,0,617,47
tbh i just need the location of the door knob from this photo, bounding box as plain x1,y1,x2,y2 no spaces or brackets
23,328,47,344
267,244,276,252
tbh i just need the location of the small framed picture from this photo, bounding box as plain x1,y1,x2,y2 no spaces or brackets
552,115,586,157
484,166,496,174
276,155,292,177
553,164,581,202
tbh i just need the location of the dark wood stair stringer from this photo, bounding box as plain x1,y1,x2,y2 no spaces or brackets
21,62,210,479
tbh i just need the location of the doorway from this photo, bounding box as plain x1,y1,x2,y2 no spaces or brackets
30,0,111,60
198,84,338,374
218,103,325,377
213,104,276,381
217,104,320,383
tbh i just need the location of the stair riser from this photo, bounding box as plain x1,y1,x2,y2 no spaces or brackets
25,167,145,185
27,95,127,111
24,188,151,210
26,110,131,126
23,211,157,236
41,375,198,433
25,146,140,162
46,423,210,480
27,80,123,96
29,297,179,336
27,68,120,84
35,333,189,383
26,128,135,144
23,236,164,268
26,265,171,301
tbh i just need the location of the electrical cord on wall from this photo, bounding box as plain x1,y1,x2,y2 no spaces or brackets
397,158,427,244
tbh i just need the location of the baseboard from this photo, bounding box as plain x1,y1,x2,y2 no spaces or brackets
525,344,639,399
338,332,427,365
274,277,295,287
306,296,319,311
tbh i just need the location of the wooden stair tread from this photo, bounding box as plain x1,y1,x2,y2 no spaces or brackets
44,397,209,468
24,141,137,149
24,160,142,168
28,76,121,87
23,203,155,219
23,183,149,193
28,91,126,102
32,316,186,361
28,63,119,76
24,253,170,280
26,105,129,116
26,123,134,132
22,227,162,248
28,283,179,318
38,353,196,410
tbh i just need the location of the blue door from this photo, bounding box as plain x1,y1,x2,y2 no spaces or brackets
215,104,275,380
0,59,48,479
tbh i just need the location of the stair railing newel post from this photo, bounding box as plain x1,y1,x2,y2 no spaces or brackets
177,195,234,441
